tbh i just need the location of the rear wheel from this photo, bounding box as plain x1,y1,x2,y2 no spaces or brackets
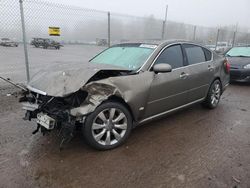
83,101,132,150
203,80,222,109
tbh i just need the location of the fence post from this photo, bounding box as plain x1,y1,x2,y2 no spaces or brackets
193,26,197,41
247,33,250,45
108,12,111,47
215,29,220,51
19,0,30,82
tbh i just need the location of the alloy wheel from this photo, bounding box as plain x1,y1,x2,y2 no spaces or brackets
210,82,221,106
91,108,128,146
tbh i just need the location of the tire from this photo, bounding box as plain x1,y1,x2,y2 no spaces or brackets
202,79,222,109
83,101,133,150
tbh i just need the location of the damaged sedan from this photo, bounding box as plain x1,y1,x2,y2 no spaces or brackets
20,40,230,150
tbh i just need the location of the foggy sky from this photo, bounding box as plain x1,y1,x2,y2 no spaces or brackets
52,0,249,29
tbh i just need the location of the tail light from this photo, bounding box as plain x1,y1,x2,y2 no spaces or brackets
223,58,230,74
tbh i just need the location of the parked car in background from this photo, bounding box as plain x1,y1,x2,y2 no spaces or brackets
31,38,62,49
205,44,216,51
96,38,108,46
225,46,250,82
0,38,18,47
20,40,230,150
215,42,231,53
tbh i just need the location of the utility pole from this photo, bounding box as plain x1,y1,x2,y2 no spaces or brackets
107,12,111,47
161,5,168,40
19,0,30,82
193,26,197,41
232,22,238,47
215,28,220,51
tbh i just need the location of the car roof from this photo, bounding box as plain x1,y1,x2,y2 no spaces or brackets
113,39,195,47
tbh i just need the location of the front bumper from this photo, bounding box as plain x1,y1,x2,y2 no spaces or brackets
230,69,250,82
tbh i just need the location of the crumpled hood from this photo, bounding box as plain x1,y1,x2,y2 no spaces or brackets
27,61,129,97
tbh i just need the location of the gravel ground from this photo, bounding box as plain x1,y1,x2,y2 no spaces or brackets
0,83,250,188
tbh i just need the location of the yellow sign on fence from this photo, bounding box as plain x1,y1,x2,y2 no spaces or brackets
49,27,60,36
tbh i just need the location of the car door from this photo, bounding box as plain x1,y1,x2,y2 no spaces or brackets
144,44,191,118
182,44,214,102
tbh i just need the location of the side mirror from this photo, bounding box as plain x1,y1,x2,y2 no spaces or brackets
153,63,172,73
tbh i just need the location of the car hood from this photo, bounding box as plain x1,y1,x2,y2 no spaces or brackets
27,62,130,97
228,57,250,69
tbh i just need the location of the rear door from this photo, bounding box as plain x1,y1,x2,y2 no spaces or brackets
182,44,214,102
144,44,191,118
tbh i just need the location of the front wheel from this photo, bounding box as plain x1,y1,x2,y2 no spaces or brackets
203,80,222,109
83,101,132,150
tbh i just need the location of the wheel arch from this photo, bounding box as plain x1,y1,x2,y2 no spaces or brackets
206,77,222,95
107,95,135,122
212,77,222,90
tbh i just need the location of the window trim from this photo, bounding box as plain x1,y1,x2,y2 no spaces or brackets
202,47,212,61
182,44,213,66
147,42,214,72
149,43,185,71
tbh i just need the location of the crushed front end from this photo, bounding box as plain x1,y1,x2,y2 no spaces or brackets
20,86,88,147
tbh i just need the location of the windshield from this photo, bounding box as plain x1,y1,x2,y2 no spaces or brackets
226,47,250,57
90,45,156,70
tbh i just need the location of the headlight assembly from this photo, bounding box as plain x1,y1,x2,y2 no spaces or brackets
243,64,250,69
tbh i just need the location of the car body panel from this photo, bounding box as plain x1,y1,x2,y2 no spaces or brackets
21,40,230,130
226,48,250,81
230,69,250,81
27,62,131,97
144,67,191,118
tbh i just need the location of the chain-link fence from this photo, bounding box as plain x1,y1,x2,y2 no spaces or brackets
0,0,25,84
110,13,163,43
0,0,250,84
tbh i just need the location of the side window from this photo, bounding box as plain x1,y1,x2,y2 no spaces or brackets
183,44,206,65
202,47,212,61
155,45,184,69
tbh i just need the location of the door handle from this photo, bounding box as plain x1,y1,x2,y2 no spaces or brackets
208,65,214,71
180,72,189,79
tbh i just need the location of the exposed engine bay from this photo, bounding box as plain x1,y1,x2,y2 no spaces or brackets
18,69,135,149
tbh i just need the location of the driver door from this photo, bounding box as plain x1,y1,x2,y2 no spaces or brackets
144,44,191,118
